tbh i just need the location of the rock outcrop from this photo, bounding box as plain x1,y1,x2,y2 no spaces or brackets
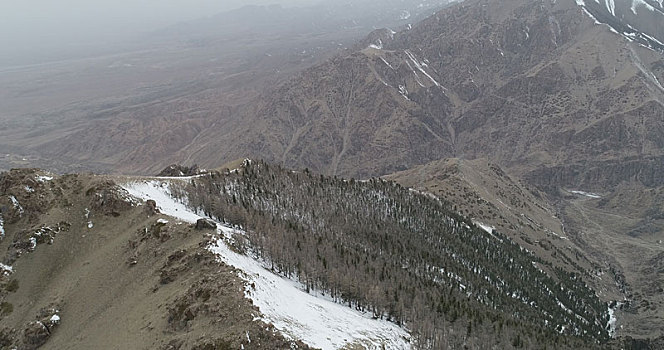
158,165,200,177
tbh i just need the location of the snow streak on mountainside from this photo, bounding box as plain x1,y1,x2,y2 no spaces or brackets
575,0,664,52
121,180,412,350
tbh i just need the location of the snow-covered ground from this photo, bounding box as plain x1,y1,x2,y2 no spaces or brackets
473,221,494,234
607,302,621,338
84,208,94,229
36,175,53,183
570,190,602,199
0,262,12,275
0,214,4,238
9,195,24,216
121,180,412,350
122,180,201,223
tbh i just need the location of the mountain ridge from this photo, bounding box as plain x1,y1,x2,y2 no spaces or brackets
166,0,663,188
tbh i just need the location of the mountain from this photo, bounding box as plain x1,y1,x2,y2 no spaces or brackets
0,169,313,349
385,158,664,341
2,0,663,347
155,0,453,40
148,0,664,339
384,158,596,277
161,161,613,348
575,0,664,52
0,167,429,349
0,0,454,175
173,0,664,185
0,164,620,349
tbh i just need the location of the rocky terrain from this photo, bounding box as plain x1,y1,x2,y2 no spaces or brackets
562,184,664,340
0,169,306,349
166,0,664,185
6,0,662,186
576,0,664,52
0,0,662,347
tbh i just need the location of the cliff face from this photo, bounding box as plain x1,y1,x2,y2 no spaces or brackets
526,155,664,192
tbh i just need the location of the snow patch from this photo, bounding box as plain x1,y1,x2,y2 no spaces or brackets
607,302,621,337
9,196,24,216
368,39,383,50
398,85,411,100
0,263,13,275
121,179,412,350
0,214,4,238
379,57,395,70
631,0,656,14
630,45,664,92
209,233,410,350
605,0,616,16
404,50,442,88
36,175,53,183
157,218,169,225
121,181,201,223
84,208,93,229
473,221,504,242
577,0,664,53
570,190,602,199
474,221,494,234
581,6,604,25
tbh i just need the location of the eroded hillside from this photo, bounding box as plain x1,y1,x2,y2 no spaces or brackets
174,0,664,186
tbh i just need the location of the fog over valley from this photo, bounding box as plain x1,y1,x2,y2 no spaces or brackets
0,0,315,66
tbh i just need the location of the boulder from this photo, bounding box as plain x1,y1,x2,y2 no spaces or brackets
145,200,159,216
23,321,50,349
195,219,216,230
86,180,134,217
22,307,60,349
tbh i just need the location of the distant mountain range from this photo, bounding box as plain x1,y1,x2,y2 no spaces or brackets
174,0,663,187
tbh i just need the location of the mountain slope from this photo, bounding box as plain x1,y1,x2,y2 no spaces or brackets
384,157,664,343
176,0,664,185
0,169,308,349
167,161,612,348
0,0,455,175
575,0,664,52
384,159,597,276
0,164,620,349
121,179,411,350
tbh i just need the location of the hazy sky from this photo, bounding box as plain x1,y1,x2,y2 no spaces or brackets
0,0,314,64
